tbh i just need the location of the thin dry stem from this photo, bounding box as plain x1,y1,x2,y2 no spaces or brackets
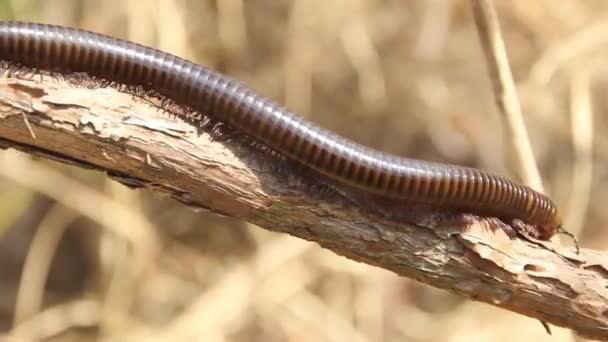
341,19,387,110
6,300,100,341
0,152,160,249
470,0,544,192
217,0,248,56
529,21,608,85
13,205,78,325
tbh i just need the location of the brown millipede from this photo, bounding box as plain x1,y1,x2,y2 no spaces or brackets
0,22,561,239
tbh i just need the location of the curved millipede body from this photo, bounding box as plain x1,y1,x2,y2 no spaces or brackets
0,22,561,239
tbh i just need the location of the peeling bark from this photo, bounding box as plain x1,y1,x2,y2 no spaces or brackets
0,74,607,340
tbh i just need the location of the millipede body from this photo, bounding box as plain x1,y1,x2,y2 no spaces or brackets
0,22,561,239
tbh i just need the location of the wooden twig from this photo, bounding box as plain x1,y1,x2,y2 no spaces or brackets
0,72,608,339
470,0,544,192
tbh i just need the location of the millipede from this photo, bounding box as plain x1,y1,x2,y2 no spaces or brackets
0,22,562,239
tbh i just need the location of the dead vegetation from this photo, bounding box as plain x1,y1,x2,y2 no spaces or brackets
0,0,607,341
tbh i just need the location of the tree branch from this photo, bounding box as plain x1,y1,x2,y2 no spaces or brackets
0,73,607,340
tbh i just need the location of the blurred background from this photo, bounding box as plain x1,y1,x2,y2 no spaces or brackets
0,0,604,340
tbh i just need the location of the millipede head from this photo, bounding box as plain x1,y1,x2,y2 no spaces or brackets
533,205,562,241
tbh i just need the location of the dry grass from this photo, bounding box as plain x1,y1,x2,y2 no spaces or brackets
0,0,606,340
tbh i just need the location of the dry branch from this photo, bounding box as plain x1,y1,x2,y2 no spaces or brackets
470,0,544,192
0,74,607,339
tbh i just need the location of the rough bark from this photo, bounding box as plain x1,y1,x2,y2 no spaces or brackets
0,73,607,340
